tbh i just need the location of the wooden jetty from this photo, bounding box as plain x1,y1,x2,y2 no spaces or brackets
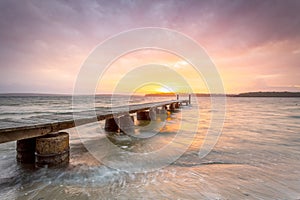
0,96,191,166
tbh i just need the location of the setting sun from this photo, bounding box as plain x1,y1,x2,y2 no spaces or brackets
157,86,173,93
129,84,175,95
96,49,208,95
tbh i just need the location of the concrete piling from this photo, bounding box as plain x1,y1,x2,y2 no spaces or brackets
105,117,120,132
169,103,176,111
150,108,157,120
137,111,150,120
119,114,134,133
16,138,36,164
35,132,69,167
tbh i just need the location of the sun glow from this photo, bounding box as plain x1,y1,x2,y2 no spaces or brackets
131,84,174,95
157,87,173,93
96,49,209,94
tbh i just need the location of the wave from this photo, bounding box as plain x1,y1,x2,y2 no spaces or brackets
288,115,300,119
173,161,244,167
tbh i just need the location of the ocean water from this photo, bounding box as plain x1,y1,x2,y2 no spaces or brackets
0,96,300,199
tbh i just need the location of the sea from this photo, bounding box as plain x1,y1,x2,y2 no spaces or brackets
0,95,300,200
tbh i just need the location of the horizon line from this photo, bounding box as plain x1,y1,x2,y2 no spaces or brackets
1,91,300,96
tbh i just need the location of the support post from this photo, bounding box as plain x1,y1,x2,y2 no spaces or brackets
119,114,134,134
149,108,157,120
137,111,150,120
188,94,191,105
35,132,70,167
16,138,36,164
169,103,176,111
105,118,120,132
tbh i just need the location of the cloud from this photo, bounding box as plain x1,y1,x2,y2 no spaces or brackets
0,0,300,93
173,60,189,68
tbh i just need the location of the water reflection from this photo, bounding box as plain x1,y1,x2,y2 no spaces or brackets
1,97,300,199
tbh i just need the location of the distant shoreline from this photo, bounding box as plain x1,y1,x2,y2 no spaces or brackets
228,91,300,98
146,92,300,98
0,91,300,98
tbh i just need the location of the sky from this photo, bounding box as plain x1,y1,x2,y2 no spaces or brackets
0,0,300,94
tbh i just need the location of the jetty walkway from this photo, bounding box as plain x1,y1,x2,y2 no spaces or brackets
0,97,191,167
0,99,189,143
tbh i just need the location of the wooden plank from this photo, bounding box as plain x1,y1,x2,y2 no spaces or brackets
0,100,188,143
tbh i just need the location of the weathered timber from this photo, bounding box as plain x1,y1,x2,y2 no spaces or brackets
0,100,189,143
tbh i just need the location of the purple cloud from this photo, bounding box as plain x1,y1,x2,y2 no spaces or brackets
0,0,299,93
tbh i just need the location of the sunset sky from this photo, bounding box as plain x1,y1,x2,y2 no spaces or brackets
0,0,300,94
